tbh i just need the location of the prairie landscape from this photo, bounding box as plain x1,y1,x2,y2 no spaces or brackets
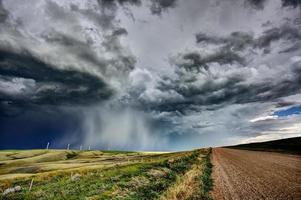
0,148,213,199
1,137,301,200
1,0,301,199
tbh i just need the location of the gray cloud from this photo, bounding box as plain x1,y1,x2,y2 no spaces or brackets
246,0,301,9
180,49,245,72
196,31,254,50
98,0,178,16
150,0,178,15
128,18,301,115
245,0,267,9
281,0,301,8
256,26,301,49
0,48,113,115
43,1,136,74
41,31,108,71
141,56,301,114
0,0,8,23
196,25,301,52
0,0,136,115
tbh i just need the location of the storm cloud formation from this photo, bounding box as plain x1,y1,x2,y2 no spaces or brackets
0,0,301,150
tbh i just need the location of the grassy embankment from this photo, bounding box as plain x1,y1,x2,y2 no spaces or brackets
160,148,213,200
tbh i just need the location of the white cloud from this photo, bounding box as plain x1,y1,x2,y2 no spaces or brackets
0,76,36,96
250,115,278,122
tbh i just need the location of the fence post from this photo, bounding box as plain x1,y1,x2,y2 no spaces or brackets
29,178,34,191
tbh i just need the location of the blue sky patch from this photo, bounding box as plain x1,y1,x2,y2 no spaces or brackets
274,105,301,117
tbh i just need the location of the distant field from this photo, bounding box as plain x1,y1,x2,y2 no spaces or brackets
226,136,301,154
0,148,212,199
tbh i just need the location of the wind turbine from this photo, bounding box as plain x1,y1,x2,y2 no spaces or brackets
46,142,50,150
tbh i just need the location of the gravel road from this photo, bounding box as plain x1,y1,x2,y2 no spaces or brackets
211,148,301,200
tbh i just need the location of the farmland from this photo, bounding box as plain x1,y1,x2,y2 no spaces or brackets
0,148,212,200
1,137,301,200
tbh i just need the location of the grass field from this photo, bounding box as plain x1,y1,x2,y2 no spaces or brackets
0,148,212,200
1,137,299,199
227,136,301,154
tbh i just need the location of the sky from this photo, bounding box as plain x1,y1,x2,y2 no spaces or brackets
0,0,301,151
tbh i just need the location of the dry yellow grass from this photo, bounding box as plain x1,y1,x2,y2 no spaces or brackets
0,150,47,161
0,149,170,183
0,149,206,199
160,157,203,200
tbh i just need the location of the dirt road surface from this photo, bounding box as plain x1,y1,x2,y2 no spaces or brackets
211,148,301,200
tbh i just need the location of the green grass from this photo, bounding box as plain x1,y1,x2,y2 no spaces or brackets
65,151,78,159
0,149,203,200
125,150,200,200
200,148,213,200
227,136,301,155
188,148,213,200
0,150,169,180
100,150,137,154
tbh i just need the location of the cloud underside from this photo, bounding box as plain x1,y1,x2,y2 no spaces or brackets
132,24,301,113
0,0,180,114
246,0,301,9
0,49,112,108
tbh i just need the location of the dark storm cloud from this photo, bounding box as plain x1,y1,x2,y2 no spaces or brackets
112,28,128,36
279,44,300,53
70,0,128,30
153,61,301,112
281,0,301,8
0,48,113,115
256,26,301,48
0,0,138,117
181,49,245,72
41,31,108,71
246,0,301,9
196,26,301,51
98,0,178,16
48,0,137,30
98,0,141,7
196,32,254,50
130,20,301,113
150,0,178,15
275,101,297,108
0,0,8,23
42,29,136,76
245,0,267,9
44,1,135,73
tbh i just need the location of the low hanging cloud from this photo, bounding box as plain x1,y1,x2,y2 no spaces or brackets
0,48,114,116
